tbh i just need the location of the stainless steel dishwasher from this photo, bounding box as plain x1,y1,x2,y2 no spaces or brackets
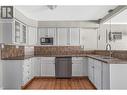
55,57,72,78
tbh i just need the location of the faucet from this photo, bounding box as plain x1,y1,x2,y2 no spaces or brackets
106,43,112,57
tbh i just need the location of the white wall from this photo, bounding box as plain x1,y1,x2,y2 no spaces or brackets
80,28,98,50
38,21,99,28
14,8,37,27
0,23,2,43
98,24,127,50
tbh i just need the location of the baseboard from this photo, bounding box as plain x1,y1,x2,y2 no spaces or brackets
71,76,88,79
87,78,97,89
34,76,56,79
21,77,35,89
35,76,88,79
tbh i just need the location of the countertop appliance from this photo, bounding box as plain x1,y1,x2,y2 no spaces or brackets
40,37,53,45
55,57,72,78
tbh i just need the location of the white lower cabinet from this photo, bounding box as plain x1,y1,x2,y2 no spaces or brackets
72,63,82,76
72,57,87,76
102,63,127,89
88,58,94,83
88,58,102,89
2,57,37,89
102,62,110,89
33,57,41,76
88,57,127,90
40,57,55,76
0,60,3,89
94,60,102,89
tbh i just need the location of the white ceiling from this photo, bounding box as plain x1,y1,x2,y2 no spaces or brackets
104,9,127,24
15,6,117,21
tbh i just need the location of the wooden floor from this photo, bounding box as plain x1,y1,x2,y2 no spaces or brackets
24,77,96,90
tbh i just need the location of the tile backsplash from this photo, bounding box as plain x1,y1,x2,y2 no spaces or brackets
0,44,25,59
34,46,94,56
1,44,127,60
94,50,127,60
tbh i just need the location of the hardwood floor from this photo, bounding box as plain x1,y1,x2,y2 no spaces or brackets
23,77,96,90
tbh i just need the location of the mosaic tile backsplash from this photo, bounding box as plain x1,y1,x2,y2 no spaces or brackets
34,46,94,56
1,44,127,60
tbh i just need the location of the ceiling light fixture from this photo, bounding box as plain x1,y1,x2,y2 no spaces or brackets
47,5,57,10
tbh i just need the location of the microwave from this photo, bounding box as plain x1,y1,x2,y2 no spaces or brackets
40,37,53,45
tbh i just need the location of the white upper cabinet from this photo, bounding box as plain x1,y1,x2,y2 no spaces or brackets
38,28,56,45
38,28,48,37
14,20,27,44
70,28,80,45
38,27,80,46
0,23,2,43
2,20,27,44
27,27,37,45
57,28,69,45
38,28,56,37
48,28,57,45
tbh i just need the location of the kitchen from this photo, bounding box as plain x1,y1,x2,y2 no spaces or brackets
0,5,127,90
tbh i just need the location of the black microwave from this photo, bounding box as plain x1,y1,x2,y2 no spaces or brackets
40,37,53,45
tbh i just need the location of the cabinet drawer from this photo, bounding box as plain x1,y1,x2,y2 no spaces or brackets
41,57,55,61
41,57,55,64
72,57,84,60
72,57,84,64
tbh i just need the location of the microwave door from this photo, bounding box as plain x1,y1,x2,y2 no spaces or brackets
45,38,49,43
41,38,45,42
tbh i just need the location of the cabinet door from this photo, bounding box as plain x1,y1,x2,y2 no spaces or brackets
38,28,48,44
41,57,55,76
48,28,56,45
15,21,21,43
34,58,41,76
88,58,94,83
70,28,80,45
72,57,84,76
102,63,110,89
21,24,27,43
57,28,69,45
0,61,2,89
46,63,55,76
41,63,47,76
48,28,56,37
94,60,102,89
28,27,37,45
72,63,82,76
38,28,48,37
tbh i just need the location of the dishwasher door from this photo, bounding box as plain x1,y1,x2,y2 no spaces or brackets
55,57,72,78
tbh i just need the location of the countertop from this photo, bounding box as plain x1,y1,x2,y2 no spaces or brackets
2,54,127,64
1,55,34,60
87,54,127,64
